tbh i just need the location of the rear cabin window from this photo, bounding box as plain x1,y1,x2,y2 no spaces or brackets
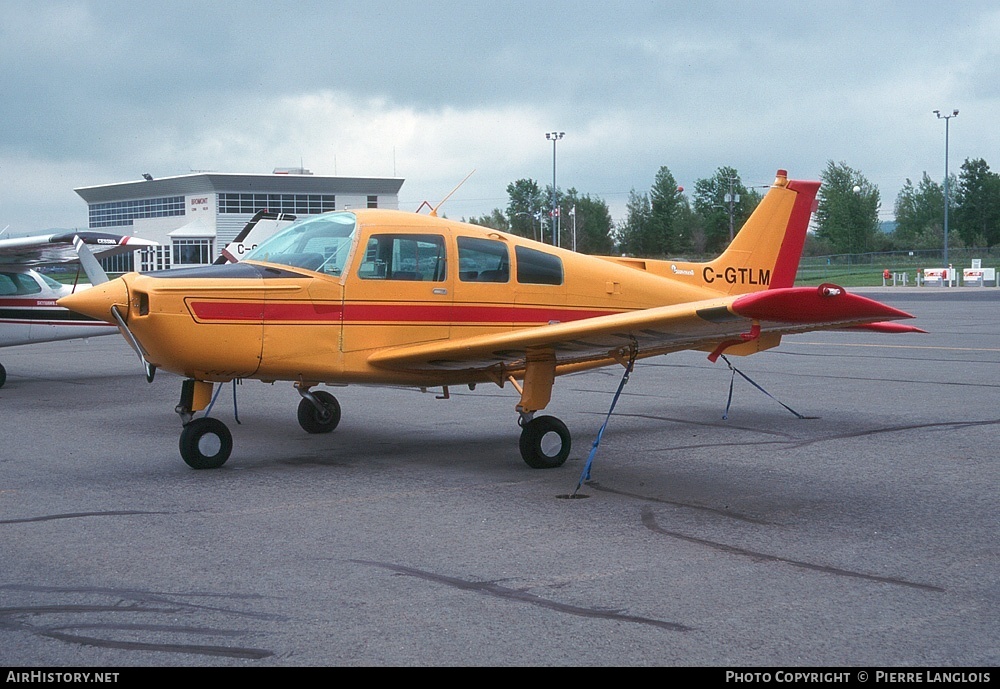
457,237,509,282
515,246,563,285
358,234,447,281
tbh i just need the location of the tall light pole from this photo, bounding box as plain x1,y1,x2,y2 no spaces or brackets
934,109,958,273
570,204,577,252
724,174,740,243
514,211,541,242
546,131,564,246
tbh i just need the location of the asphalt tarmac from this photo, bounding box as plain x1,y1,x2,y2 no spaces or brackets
1,286,997,667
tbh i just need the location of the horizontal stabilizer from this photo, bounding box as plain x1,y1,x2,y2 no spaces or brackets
847,322,927,334
731,284,915,326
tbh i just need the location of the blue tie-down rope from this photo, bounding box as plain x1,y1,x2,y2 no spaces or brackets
720,355,815,420
201,379,242,424
573,344,637,496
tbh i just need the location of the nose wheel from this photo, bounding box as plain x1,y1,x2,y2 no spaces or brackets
179,417,233,470
519,415,571,469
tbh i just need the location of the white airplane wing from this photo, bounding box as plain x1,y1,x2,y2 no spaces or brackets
0,231,158,266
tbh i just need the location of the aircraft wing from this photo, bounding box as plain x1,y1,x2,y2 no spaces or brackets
0,231,157,266
368,285,922,375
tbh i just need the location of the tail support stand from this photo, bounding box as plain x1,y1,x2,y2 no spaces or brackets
570,338,638,498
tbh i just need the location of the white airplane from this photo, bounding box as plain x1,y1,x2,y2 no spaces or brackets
0,230,158,388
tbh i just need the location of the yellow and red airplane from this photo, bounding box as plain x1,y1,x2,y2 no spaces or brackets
60,170,922,470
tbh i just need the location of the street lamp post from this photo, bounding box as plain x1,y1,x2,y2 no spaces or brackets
934,109,958,277
570,204,577,252
724,175,740,243
514,211,540,242
546,131,564,247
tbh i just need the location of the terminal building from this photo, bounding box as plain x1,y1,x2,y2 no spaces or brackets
74,169,404,271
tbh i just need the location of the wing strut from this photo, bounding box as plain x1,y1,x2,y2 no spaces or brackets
569,339,638,498
72,235,110,285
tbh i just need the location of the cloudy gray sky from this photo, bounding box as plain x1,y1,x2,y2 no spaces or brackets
1,1,997,233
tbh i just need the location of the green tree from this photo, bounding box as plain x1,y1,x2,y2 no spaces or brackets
615,189,653,255
466,208,509,232
954,157,1000,247
893,173,946,250
814,161,881,254
692,166,764,254
562,189,614,254
505,178,544,240
649,166,688,255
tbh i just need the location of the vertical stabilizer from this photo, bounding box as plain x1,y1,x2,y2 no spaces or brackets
702,170,820,295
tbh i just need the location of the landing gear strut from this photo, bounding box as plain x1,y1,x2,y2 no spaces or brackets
513,350,571,469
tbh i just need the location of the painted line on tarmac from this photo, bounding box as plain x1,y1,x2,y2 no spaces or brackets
790,341,1000,353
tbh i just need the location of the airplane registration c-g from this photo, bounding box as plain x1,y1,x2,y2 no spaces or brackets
60,170,923,470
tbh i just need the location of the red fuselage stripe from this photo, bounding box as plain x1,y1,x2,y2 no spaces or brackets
188,301,620,324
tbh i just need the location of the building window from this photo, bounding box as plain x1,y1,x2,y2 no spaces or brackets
140,247,171,272
218,193,336,215
367,195,378,208
100,252,137,274
172,239,213,265
89,196,185,228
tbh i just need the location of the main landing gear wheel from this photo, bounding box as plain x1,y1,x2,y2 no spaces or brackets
179,417,233,470
297,391,341,434
519,415,571,469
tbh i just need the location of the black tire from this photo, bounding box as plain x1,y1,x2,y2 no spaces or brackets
0,362,6,389
297,391,341,434
179,417,233,470
519,415,571,469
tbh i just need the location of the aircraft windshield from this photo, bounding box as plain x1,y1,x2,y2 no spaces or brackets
245,212,357,276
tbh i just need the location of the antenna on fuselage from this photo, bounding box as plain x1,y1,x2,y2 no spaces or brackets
416,170,475,216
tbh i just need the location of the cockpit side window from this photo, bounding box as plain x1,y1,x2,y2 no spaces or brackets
0,273,17,296
458,237,509,282
358,234,447,282
515,246,563,285
0,271,42,295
